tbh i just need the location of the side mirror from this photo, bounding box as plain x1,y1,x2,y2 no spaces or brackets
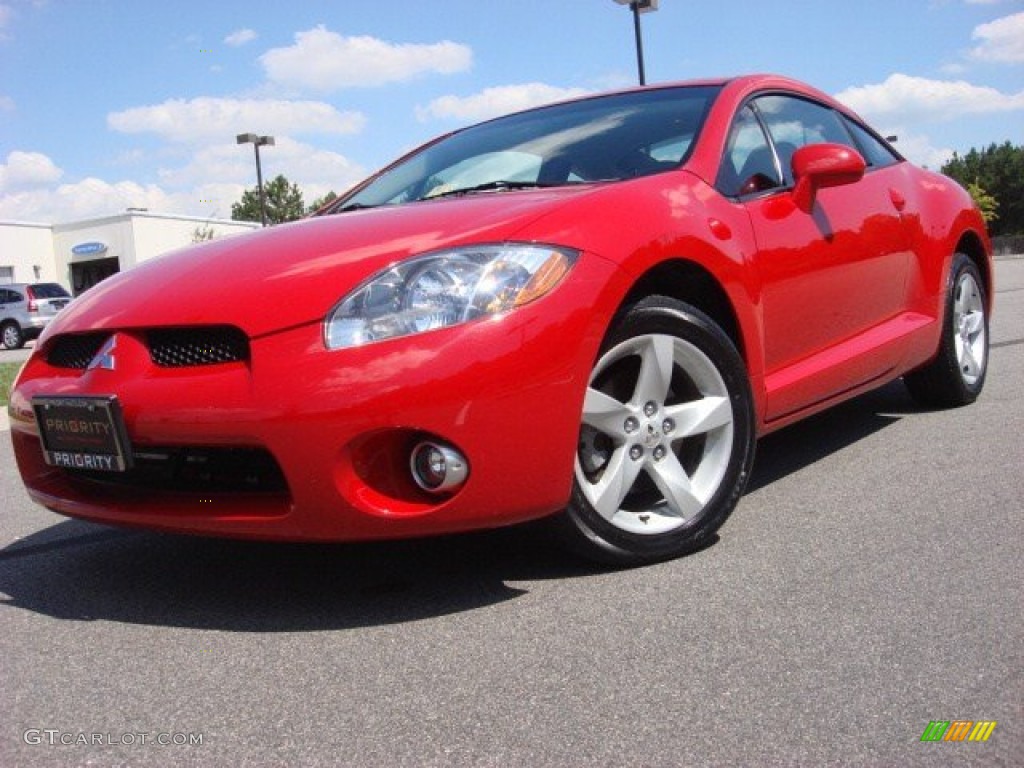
791,143,866,211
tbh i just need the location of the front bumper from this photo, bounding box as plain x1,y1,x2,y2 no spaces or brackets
9,256,623,541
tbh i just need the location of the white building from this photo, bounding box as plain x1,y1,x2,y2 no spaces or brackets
1,211,259,295
0,220,54,285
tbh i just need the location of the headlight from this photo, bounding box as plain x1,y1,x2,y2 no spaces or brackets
324,243,578,349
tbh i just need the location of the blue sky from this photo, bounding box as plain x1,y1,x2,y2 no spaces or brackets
1,0,1021,223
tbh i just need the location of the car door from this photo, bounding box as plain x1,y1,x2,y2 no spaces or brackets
0,288,16,320
721,94,913,422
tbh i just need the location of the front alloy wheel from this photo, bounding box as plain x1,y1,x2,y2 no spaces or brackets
561,296,755,565
905,253,989,407
952,269,986,387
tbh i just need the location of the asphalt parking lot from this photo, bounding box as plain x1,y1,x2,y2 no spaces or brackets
0,340,33,364
1,260,1021,767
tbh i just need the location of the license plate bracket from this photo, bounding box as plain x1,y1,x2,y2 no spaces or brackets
33,395,133,472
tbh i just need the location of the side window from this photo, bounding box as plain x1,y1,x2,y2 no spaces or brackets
842,116,900,169
717,104,781,198
754,95,856,185
0,289,14,304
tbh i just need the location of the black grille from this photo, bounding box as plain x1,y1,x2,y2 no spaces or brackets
71,446,288,494
46,332,110,369
148,326,249,367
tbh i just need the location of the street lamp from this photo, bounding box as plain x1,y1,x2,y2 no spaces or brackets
236,132,275,226
613,0,659,86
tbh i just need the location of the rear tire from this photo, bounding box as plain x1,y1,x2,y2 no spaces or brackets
904,253,988,407
1,321,24,350
557,296,755,566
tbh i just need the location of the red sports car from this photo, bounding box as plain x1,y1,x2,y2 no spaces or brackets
9,75,991,564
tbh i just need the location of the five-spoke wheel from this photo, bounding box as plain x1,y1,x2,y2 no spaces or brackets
905,253,989,407
560,297,755,565
952,268,986,387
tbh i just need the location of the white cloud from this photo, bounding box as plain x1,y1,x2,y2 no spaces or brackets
0,150,63,193
0,177,180,222
224,28,257,47
57,179,179,219
887,131,955,170
0,137,367,223
156,144,256,189
158,137,364,195
970,12,1024,62
107,97,366,143
835,73,1024,123
0,94,14,111
417,83,590,123
264,138,365,198
260,25,472,91
0,3,11,40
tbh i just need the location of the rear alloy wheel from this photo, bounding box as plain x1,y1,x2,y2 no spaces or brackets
905,253,988,407
1,322,24,350
560,296,755,565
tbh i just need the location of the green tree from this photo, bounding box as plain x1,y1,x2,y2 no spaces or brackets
942,141,1024,236
966,182,998,225
307,190,338,214
191,223,216,242
231,174,306,225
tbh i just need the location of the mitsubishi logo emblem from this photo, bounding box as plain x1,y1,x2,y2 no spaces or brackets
86,335,117,371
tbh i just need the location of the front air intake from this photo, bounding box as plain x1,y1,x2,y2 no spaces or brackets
147,326,249,367
46,332,111,369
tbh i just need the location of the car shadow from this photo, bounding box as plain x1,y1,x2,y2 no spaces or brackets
746,379,915,493
0,380,922,632
0,516,612,631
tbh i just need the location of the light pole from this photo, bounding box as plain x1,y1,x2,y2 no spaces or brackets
613,0,659,86
236,133,275,226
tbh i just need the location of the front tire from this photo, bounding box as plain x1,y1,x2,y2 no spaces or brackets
559,296,755,566
1,322,24,350
904,253,989,408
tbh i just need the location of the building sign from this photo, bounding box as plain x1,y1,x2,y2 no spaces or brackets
71,241,108,256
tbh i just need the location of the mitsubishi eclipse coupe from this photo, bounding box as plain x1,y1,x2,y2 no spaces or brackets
9,75,992,565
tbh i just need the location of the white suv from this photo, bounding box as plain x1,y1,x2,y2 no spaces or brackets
0,283,72,349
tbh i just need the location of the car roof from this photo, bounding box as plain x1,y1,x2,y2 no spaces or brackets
1,283,68,293
327,74,870,215
497,74,848,114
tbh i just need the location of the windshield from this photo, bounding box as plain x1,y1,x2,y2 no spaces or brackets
330,85,721,211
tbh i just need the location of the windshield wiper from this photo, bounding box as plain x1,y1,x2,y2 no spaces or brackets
333,202,379,213
330,180,585,212
424,180,570,200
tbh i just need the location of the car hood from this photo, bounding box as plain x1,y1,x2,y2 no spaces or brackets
48,187,599,339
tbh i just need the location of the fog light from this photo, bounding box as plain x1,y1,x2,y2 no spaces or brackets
410,441,469,494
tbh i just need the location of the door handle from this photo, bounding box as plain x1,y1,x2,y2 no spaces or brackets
889,188,906,212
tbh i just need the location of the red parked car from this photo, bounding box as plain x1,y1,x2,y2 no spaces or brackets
8,75,991,564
